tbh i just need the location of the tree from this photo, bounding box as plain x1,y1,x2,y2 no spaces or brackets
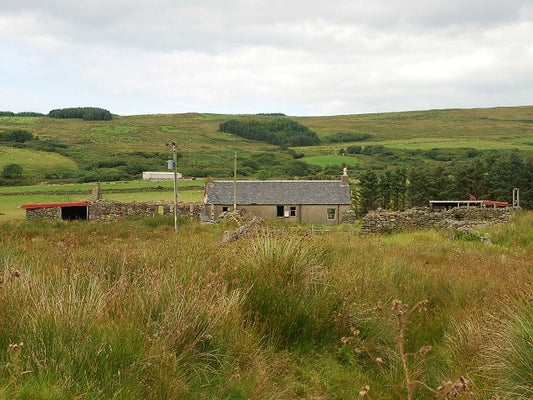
359,170,380,214
1,163,23,179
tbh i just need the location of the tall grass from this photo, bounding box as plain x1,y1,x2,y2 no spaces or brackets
479,298,533,399
225,230,339,348
0,213,531,399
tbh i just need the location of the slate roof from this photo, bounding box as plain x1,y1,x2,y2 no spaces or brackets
205,180,350,205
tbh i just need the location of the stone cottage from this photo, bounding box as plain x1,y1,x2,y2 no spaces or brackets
204,171,351,224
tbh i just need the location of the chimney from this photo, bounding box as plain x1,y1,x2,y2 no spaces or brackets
341,167,349,185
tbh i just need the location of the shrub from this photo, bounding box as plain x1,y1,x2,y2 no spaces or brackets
347,145,363,154
362,145,386,155
325,132,371,143
1,163,23,179
0,130,34,143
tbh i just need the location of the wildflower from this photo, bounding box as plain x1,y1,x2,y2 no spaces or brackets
375,357,383,366
10,268,21,278
416,343,432,357
436,376,468,398
350,327,360,337
359,385,370,397
8,342,24,352
340,336,351,344
392,299,405,316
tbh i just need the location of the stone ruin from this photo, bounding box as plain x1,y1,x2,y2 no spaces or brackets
361,206,512,235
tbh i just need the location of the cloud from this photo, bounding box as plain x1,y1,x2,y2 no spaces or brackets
1,1,532,115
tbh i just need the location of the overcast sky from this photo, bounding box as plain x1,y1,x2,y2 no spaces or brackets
1,0,532,116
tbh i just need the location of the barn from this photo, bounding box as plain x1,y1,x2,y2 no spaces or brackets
21,201,90,220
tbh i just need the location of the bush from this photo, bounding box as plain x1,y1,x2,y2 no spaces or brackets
347,145,362,154
325,132,371,143
362,145,386,155
0,130,34,143
1,163,23,179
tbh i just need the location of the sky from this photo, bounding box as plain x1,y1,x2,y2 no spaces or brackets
1,0,533,116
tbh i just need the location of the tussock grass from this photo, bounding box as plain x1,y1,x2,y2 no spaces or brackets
0,213,531,398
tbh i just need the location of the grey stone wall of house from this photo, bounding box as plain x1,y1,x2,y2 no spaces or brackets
26,207,61,220
361,207,511,234
89,200,204,220
207,204,353,224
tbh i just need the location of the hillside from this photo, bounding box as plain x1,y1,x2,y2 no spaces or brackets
1,106,532,178
1,106,532,211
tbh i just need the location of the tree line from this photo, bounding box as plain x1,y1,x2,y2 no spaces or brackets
48,107,112,121
355,151,532,214
0,111,45,117
219,117,320,146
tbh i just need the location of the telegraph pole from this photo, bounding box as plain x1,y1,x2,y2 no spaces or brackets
233,151,237,211
167,142,179,232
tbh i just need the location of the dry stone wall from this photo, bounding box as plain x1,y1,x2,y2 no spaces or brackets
24,201,205,221
89,200,204,221
26,207,61,220
361,207,511,234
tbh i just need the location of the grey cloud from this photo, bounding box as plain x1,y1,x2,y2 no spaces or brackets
1,0,532,115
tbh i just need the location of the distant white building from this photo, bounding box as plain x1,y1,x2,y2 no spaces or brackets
142,171,182,181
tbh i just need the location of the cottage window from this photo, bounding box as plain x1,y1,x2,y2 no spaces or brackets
327,208,336,220
289,206,297,217
222,206,229,212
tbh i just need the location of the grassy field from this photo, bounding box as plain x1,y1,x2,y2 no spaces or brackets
0,213,531,399
0,145,79,178
300,154,359,168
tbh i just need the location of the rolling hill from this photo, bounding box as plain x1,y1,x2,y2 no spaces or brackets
1,106,532,184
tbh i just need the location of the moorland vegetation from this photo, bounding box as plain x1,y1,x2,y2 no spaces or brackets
0,214,531,399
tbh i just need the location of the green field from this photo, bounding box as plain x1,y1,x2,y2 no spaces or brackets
300,154,358,168
0,146,79,178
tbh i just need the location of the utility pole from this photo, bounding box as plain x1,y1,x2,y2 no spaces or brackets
167,142,179,232
233,151,237,211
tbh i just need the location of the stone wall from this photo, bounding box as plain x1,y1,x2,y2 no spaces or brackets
89,200,204,221
26,207,61,220
361,207,511,234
